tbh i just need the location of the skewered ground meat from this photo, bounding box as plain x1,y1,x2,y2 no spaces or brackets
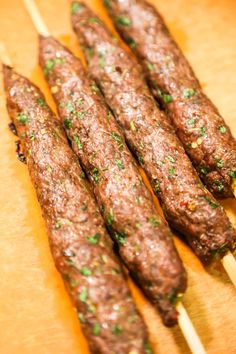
3,64,149,354
70,2,236,260
104,0,236,199
38,35,187,326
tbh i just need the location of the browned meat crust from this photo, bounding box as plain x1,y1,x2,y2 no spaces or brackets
38,35,187,326
104,0,236,199
3,64,149,353
70,2,236,260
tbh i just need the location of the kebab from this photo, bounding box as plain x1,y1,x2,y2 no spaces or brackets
22,0,191,329
71,2,236,267
2,63,149,354
104,0,236,199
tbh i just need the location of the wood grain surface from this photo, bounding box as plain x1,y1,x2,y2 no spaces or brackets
0,0,235,353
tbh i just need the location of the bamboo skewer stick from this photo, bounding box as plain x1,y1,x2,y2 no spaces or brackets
221,252,236,287
21,1,208,354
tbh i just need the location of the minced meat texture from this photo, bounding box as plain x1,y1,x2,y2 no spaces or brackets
38,35,187,326
71,2,236,260
3,64,149,353
104,0,236,199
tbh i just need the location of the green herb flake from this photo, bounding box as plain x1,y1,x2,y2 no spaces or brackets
73,135,83,150
111,132,123,149
147,62,155,71
89,17,101,24
127,37,137,49
99,53,106,68
80,267,92,276
66,101,74,113
112,324,123,335
92,168,99,183
77,111,87,119
44,59,55,75
107,208,113,228
187,118,196,125
114,231,126,245
115,159,125,170
91,84,99,92
103,0,110,8
166,155,176,163
116,15,131,26
144,341,153,354
29,132,36,141
200,126,207,137
139,154,144,166
37,97,46,107
77,312,85,323
92,323,101,336
203,196,219,209
199,166,208,175
64,118,72,129
79,288,88,302
168,167,176,175
17,112,29,125
163,94,173,104
214,180,224,192
77,98,84,106
183,88,197,99
87,233,101,245
71,1,83,14
55,220,62,229
130,120,136,131
216,159,224,169
154,181,161,193
218,125,227,134
148,217,160,228
228,170,236,178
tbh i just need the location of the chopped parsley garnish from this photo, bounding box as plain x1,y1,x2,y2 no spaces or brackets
89,17,101,24
139,154,144,166
163,94,173,104
214,180,224,192
216,159,224,169
77,111,87,119
147,63,154,71
168,167,176,175
148,217,160,227
112,325,123,335
115,159,125,170
154,181,161,192
114,231,126,245
111,132,123,149
187,118,196,125
116,15,131,26
79,288,88,302
66,101,74,113
92,168,99,183
91,84,99,92
199,166,208,175
77,98,84,106
166,155,176,163
103,0,110,8
228,170,236,178
218,125,227,134
55,220,62,229
80,267,92,276
64,118,72,129
203,196,219,209
44,58,65,75
77,312,85,323
183,88,197,98
87,233,101,244
166,293,182,306
130,120,136,131
144,341,153,354
73,135,83,150
71,1,83,14
80,171,86,179
99,53,106,68
37,98,46,106
92,323,101,336
107,208,113,228
17,112,29,125
127,37,137,49
199,126,207,136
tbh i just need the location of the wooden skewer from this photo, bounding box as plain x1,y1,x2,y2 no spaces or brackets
21,1,207,354
221,252,236,287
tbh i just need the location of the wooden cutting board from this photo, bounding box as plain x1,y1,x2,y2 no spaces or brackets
0,0,235,353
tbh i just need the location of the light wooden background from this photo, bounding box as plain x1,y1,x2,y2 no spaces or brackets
0,0,235,353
